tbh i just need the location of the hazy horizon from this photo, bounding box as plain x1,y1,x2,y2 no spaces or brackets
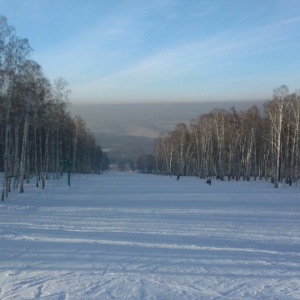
70,99,265,136
70,99,264,165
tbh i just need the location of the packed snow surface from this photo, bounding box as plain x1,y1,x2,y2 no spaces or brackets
1,172,300,299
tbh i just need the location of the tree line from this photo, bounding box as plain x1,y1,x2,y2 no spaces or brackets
138,85,300,188
0,15,109,200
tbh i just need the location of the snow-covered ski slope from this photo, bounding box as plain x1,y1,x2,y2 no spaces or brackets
1,172,300,299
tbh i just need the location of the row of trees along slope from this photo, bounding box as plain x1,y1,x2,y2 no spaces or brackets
139,85,299,188
0,16,109,200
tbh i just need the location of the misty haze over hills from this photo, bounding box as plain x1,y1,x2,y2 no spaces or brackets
70,101,264,165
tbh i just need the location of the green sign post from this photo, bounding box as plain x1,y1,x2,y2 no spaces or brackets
61,156,72,187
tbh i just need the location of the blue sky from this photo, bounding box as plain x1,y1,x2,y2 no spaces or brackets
1,0,300,104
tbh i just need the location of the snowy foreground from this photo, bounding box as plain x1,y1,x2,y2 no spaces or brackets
1,173,300,300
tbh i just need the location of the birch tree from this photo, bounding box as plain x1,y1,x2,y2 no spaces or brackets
264,85,289,188
51,77,71,179
171,123,192,176
212,109,226,180
286,92,300,185
0,20,31,199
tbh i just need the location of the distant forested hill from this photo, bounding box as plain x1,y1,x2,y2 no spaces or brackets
70,101,263,165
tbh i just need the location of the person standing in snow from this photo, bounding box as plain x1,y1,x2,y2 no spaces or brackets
206,178,211,185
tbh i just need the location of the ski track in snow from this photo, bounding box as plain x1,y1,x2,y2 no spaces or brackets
0,172,300,299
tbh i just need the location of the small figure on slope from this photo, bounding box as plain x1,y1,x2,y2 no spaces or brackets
206,178,211,185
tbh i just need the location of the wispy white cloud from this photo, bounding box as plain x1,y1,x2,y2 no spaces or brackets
69,11,300,103
16,0,298,103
